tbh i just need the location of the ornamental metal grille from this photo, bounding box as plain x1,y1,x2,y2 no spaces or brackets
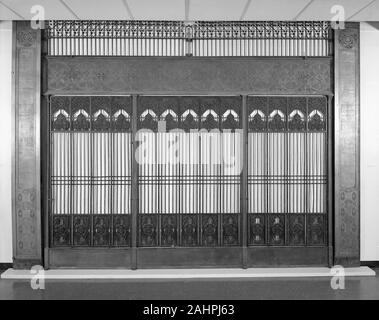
49,95,328,247
137,96,242,246
247,96,328,246
50,96,133,246
46,21,333,57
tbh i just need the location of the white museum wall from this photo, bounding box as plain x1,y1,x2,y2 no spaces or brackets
0,21,13,263
360,22,379,262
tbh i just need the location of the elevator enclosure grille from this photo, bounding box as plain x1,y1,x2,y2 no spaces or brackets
49,95,328,248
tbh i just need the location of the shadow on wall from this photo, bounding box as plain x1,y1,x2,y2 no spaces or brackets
367,22,379,30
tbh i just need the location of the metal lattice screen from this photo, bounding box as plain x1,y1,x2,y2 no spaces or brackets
247,96,328,246
46,21,333,57
137,97,242,247
50,96,132,246
49,95,328,248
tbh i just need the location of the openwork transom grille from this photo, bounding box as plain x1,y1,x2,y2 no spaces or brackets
46,21,333,57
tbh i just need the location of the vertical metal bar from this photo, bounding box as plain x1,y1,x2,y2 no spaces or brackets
265,98,269,244
285,97,289,245
72,25,76,55
217,102,221,246
45,95,52,267
69,97,74,247
90,98,94,246
241,95,248,267
110,100,114,246
327,95,334,266
131,95,138,269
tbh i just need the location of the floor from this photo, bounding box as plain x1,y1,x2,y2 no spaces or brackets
0,268,379,300
2,267,374,279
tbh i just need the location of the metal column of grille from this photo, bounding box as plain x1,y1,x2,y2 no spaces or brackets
50,96,133,247
247,96,328,246
137,96,242,247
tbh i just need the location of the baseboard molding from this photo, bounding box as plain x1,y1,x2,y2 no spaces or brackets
1,267,375,280
0,263,13,271
361,261,379,268
47,247,328,269
13,259,42,270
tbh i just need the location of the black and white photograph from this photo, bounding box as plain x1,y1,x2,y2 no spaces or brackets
0,0,379,310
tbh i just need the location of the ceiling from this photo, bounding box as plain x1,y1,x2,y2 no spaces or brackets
0,0,378,21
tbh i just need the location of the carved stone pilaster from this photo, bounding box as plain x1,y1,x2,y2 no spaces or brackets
334,23,360,266
12,21,42,268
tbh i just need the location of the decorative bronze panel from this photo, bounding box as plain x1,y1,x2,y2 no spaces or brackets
334,23,360,266
222,214,239,246
289,214,305,246
288,97,307,131
52,215,70,246
139,215,158,247
113,215,131,246
249,214,266,245
181,215,198,246
201,215,218,246
161,215,178,247
73,215,90,246
46,57,332,95
93,215,110,246
13,22,42,267
307,214,326,246
268,215,285,245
